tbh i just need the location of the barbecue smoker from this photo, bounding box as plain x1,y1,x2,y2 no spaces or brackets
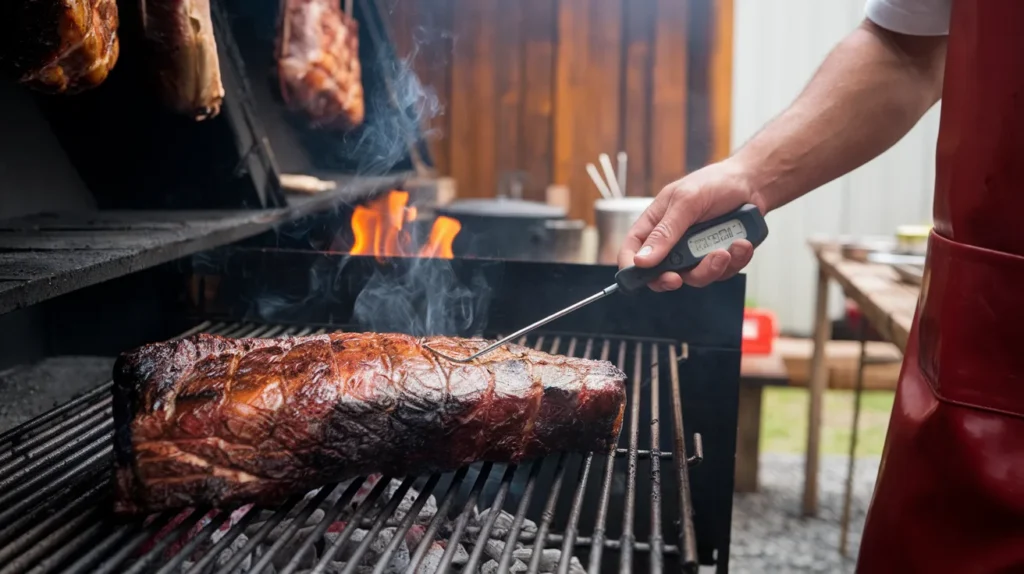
0,0,743,572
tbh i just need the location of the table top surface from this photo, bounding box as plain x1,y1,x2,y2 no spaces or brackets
809,240,922,352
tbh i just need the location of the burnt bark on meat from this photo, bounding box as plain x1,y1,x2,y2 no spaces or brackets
0,0,119,93
113,333,626,514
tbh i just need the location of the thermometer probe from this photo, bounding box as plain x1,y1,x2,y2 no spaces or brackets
425,204,769,363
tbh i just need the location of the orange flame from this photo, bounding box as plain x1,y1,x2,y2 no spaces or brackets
349,190,461,261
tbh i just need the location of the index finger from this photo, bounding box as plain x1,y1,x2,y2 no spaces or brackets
617,197,666,269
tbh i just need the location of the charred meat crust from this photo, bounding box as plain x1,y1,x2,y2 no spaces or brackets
113,333,626,514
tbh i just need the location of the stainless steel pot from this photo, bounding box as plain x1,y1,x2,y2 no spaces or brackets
594,197,653,264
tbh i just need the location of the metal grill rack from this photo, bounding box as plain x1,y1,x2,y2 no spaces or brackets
0,322,703,574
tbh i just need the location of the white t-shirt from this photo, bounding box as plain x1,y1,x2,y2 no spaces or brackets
865,0,952,36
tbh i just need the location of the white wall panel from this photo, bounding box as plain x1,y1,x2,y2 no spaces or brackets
732,0,939,334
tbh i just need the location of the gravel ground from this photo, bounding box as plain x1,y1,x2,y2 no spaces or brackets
725,452,881,574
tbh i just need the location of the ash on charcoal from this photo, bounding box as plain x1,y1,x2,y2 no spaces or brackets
482,558,529,574
727,453,880,574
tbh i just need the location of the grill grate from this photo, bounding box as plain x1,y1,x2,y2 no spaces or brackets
0,322,703,574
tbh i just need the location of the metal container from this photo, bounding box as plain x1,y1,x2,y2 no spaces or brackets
435,198,567,261
594,197,654,264
543,219,586,263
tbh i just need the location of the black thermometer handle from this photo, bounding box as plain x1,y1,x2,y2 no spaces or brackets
614,203,769,293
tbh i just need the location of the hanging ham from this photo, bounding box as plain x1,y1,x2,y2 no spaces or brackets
0,0,120,93
276,0,365,130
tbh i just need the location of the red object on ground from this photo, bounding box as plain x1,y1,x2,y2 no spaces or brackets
856,2,1024,572
741,308,777,355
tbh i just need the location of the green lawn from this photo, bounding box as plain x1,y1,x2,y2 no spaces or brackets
760,387,896,457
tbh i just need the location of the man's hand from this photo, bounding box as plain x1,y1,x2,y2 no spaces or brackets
617,159,766,292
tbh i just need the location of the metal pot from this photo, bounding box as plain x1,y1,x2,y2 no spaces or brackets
435,198,568,261
594,197,653,264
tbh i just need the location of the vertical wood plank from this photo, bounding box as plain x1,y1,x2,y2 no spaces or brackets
519,0,557,201
383,0,454,175
621,0,656,197
450,0,498,197
494,0,524,193
710,0,734,162
554,0,623,222
650,0,689,195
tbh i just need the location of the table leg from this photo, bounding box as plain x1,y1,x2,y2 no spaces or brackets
735,384,763,493
803,265,832,516
839,320,868,556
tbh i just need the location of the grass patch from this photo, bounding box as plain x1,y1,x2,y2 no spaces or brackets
760,387,895,457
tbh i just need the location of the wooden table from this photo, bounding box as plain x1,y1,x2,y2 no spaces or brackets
802,241,921,552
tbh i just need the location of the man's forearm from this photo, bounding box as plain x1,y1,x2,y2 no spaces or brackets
733,20,947,212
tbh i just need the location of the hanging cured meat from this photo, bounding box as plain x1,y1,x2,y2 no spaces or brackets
276,0,365,130
140,0,225,120
0,0,120,94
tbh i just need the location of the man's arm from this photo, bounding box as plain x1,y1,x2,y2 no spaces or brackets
619,18,948,290
737,19,948,212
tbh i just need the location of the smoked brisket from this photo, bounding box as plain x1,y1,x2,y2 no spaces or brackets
112,332,626,514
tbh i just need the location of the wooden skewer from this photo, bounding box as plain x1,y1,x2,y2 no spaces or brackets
617,151,628,196
599,153,623,198
344,0,353,15
586,163,614,200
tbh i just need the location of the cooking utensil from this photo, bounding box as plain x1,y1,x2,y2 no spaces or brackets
617,151,628,196
426,204,769,363
435,197,567,261
600,153,623,198
586,163,614,200
594,196,654,264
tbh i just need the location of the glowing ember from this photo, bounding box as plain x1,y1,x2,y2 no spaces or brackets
349,190,461,261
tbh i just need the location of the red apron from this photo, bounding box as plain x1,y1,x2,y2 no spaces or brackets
856,1,1024,572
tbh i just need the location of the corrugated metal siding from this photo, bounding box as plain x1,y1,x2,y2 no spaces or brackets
732,0,940,334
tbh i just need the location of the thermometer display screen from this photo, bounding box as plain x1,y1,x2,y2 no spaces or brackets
687,219,748,257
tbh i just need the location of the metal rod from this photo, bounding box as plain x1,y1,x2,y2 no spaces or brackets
154,509,236,574
496,462,544,574
0,384,110,449
649,344,664,572
588,340,623,574
248,483,341,574
0,481,106,565
213,495,305,574
0,506,100,574
123,508,207,574
0,400,111,467
92,512,184,574
370,473,442,574
618,342,643,573
310,476,392,573
556,338,598,574
406,467,474,573
61,524,135,574
340,478,416,574
668,344,699,567
527,454,569,574
279,478,369,574
425,286,618,363
184,504,261,574
429,464,495,573
26,521,106,574
839,320,869,557
0,446,110,527
463,465,518,573
0,419,112,488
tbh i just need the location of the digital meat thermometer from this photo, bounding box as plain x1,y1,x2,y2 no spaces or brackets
425,204,769,363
